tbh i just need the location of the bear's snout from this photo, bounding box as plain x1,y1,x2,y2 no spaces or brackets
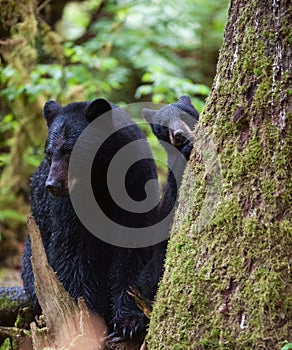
45,158,69,196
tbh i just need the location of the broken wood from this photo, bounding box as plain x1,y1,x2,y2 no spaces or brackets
127,288,153,319
28,215,107,349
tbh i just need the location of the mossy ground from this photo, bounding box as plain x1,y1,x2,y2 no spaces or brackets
147,0,292,348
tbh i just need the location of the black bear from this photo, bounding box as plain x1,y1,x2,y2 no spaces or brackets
138,95,199,301
22,98,162,346
22,95,198,346
142,95,199,218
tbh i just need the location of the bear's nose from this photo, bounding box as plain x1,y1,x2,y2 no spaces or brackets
45,179,62,196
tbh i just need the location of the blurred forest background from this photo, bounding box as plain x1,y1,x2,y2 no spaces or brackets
0,0,228,284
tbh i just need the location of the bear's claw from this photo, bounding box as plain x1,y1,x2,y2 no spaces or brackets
107,315,146,345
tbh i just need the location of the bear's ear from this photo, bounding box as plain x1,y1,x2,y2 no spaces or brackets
43,100,62,126
178,95,193,106
86,98,112,122
142,108,157,123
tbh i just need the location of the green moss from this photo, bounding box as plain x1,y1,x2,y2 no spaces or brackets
147,1,291,348
0,296,18,313
0,338,12,350
14,310,26,329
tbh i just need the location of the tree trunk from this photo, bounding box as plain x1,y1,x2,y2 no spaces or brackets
147,0,291,349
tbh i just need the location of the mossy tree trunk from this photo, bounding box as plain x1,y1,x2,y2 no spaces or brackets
147,0,291,349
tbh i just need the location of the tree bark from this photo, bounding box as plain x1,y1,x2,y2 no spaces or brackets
147,0,291,349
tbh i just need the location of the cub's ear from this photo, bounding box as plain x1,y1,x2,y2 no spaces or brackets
43,100,62,126
178,95,193,106
86,98,112,122
142,108,157,123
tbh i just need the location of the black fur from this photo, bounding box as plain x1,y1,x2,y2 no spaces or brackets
22,99,160,345
22,95,198,346
140,95,199,299
142,95,198,215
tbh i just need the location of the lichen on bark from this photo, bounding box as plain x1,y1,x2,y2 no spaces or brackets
147,0,292,348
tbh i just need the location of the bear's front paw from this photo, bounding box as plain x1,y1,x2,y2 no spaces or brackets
107,313,147,345
180,141,193,160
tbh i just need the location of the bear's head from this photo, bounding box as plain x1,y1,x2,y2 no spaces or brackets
142,95,199,159
43,98,112,197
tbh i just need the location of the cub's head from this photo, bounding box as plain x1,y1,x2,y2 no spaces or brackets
142,95,199,158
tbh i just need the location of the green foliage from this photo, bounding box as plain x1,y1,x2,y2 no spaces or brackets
0,0,229,121
0,0,228,236
0,114,15,172
0,0,229,111
282,342,292,350
0,338,11,350
0,210,25,223
56,0,228,107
